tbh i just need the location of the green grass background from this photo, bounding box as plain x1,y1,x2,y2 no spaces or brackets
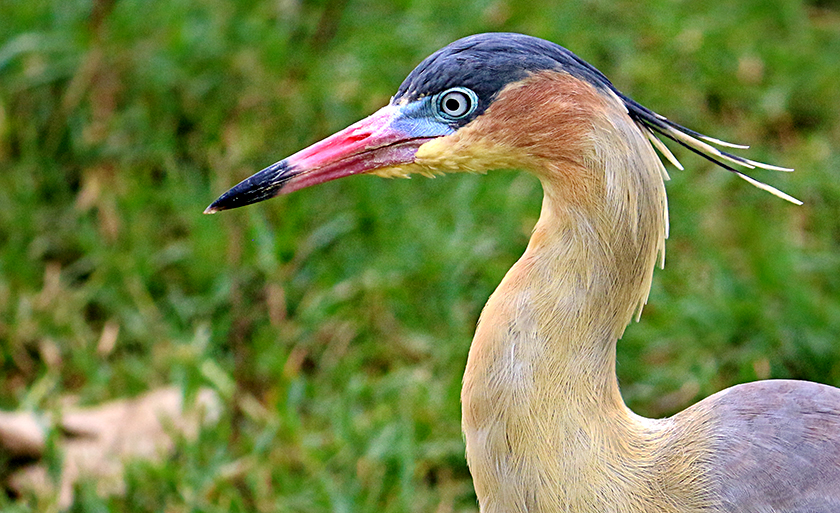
1,0,839,511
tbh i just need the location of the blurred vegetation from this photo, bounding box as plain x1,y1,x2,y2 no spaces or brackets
1,0,839,510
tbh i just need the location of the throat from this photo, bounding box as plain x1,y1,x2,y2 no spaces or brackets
462,196,647,443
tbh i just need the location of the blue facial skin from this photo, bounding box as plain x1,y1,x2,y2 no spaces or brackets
389,96,455,140
389,85,481,140
392,98,453,139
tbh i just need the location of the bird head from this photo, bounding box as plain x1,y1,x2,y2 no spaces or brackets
205,33,796,214
204,33,624,213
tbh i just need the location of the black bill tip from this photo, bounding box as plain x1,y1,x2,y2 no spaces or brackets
204,160,294,214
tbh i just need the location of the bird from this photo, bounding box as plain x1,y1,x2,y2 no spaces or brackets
206,33,840,512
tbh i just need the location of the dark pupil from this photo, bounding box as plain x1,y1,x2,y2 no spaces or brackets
445,96,462,112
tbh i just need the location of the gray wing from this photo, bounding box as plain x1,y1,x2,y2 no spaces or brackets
705,380,840,512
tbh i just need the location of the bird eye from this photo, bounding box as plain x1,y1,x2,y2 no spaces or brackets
435,87,478,121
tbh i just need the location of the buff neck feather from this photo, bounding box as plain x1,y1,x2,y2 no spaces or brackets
449,74,712,512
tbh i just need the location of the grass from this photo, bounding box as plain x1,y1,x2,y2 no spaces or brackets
1,0,840,510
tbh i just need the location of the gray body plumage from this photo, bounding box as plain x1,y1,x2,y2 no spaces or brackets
701,380,840,511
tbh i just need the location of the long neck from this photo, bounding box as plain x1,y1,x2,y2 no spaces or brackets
461,108,678,511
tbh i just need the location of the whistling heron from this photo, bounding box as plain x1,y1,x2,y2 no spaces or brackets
207,33,840,512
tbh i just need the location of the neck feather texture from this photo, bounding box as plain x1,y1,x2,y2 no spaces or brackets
460,81,714,512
